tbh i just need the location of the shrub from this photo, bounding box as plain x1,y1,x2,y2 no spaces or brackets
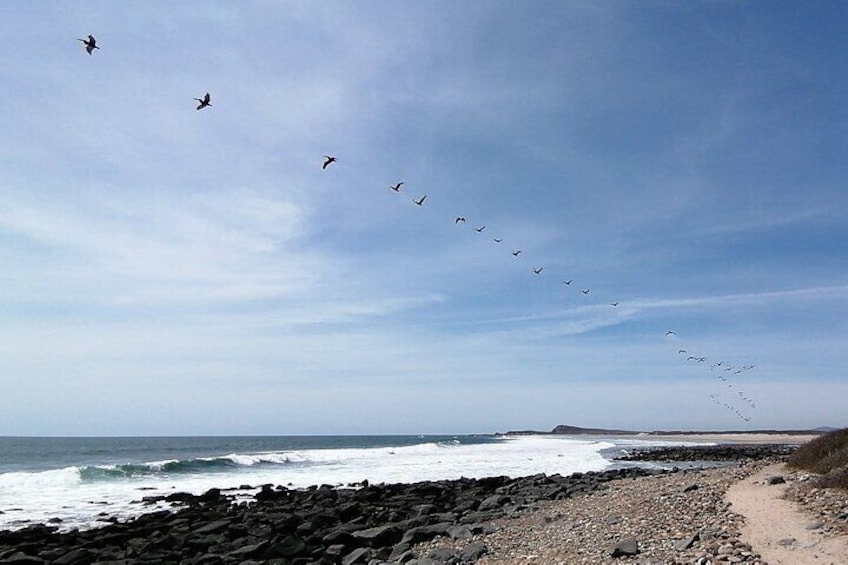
815,467,848,490
786,428,848,477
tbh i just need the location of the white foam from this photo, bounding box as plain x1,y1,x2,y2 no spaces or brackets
0,435,676,532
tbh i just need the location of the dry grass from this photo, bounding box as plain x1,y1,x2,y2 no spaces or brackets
786,428,848,489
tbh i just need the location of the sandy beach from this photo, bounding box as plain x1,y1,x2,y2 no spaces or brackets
416,437,848,564
641,433,820,445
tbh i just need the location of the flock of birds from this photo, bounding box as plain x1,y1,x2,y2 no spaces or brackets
664,331,757,422
77,35,758,423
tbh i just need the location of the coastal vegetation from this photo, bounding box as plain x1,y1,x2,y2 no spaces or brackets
787,427,848,489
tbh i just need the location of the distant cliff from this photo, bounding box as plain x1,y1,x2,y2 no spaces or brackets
550,424,640,435
503,424,827,436
503,424,641,436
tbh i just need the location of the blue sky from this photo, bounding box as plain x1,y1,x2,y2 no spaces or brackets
1,1,846,436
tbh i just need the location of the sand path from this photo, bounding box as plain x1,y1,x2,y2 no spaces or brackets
726,463,848,565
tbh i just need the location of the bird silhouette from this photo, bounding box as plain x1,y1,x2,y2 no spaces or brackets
665,330,677,336
413,195,427,206
611,302,618,307
511,250,522,257
455,217,466,224
475,226,486,233
194,92,212,110
390,182,404,192
532,267,543,275
493,238,503,243
563,279,572,285
78,35,99,55
322,155,337,169
581,288,591,295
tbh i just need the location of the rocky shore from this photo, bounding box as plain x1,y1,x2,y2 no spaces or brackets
0,444,814,565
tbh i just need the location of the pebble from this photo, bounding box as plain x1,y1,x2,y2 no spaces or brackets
419,460,792,564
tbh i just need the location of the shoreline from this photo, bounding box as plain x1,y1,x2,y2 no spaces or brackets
0,443,828,564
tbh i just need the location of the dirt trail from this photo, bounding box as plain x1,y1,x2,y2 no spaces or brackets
726,463,848,565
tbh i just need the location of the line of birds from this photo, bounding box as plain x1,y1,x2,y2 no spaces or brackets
381,179,611,296
374,167,764,423
77,32,760,423
79,35,213,112
665,331,758,422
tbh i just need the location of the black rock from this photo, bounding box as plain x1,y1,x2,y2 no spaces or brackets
427,547,456,562
0,553,46,565
460,541,487,561
263,535,307,558
52,548,96,565
610,537,639,557
351,524,402,547
675,532,700,550
341,546,371,565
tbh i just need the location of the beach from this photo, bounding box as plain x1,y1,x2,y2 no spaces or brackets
1,435,845,564
421,457,848,564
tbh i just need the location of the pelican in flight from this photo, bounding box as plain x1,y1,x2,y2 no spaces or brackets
78,34,99,55
581,288,590,295
455,217,466,224
390,182,404,192
665,330,676,336
532,267,543,275
322,155,337,169
610,302,618,307
194,92,212,110
475,225,486,233
511,250,522,257
413,195,427,206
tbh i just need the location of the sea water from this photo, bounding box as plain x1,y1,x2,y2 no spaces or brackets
0,434,705,532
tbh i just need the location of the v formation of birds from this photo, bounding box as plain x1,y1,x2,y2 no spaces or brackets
77,34,758,423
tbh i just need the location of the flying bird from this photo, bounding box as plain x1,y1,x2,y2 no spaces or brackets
413,195,427,206
581,288,591,295
493,238,503,243
610,302,618,307
390,182,404,192
455,217,466,224
78,34,99,55
511,250,522,257
678,349,687,354
475,226,486,233
665,330,677,336
562,279,572,286
532,267,543,275
322,155,337,169
194,92,212,110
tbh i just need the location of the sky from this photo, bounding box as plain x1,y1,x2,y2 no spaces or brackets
1,1,847,436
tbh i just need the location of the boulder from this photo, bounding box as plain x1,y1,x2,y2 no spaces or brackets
675,532,699,551
400,522,452,545
341,547,371,565
53,548,97,565
610,537,639,558
351,524,403,547
0,553,46,565
262,535,306,558
460,542,487,561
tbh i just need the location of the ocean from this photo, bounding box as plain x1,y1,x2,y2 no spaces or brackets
0,434,704,532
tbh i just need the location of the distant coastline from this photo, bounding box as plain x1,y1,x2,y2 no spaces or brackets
500,424,829,437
